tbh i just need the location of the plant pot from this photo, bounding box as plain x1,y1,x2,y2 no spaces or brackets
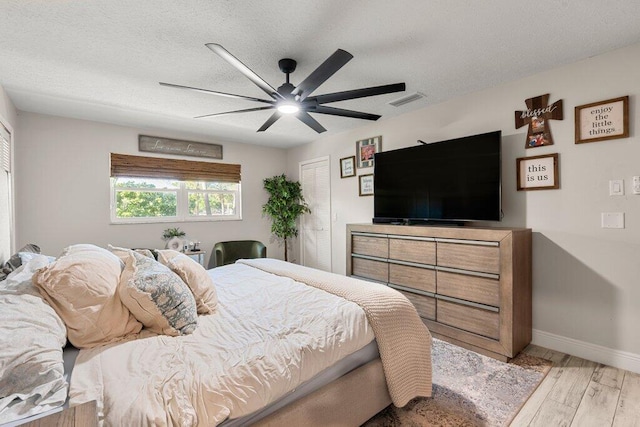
166,236,182,251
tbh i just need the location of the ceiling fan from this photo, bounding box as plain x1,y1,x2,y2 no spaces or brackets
160,44,406,133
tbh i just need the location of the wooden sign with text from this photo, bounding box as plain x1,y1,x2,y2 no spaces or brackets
516,153,559,191
515,94,563,149
138,135,223,159
575,96,629,144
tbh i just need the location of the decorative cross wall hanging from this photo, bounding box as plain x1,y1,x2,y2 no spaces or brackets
515,94,563,148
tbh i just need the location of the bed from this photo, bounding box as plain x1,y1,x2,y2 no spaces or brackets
0,244,431,426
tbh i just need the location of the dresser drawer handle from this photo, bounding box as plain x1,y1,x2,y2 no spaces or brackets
435,265,499,280
352,232,386,238
436,294,500,312
388,234,435,242
389,283,435,298
435,238,499,247
388,259,435,270
351,253,388,262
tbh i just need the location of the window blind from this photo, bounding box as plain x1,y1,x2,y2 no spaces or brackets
110,153,241,182
0,123,10,173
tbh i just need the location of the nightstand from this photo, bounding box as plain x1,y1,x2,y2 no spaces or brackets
184,250,206,267
22,401,97,427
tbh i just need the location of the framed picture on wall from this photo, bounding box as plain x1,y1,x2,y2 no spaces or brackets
516,153,559,191
359,174,374,196
575,96,629,144
356,136,381,169
340,156,356,178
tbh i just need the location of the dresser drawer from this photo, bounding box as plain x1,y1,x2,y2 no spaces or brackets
396,289,436,320
389,238,435,265
389,263,435,294
437,242,500,274
352,235,388,258
352,257,388,282
437,270,500,307
436,299,499,340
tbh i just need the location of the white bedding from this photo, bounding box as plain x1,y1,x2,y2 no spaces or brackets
0,257,67,424
69,263,375,425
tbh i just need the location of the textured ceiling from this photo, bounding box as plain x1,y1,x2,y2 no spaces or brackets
1,1,640,148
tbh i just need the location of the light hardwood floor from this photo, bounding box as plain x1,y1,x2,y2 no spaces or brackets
511,344,640,427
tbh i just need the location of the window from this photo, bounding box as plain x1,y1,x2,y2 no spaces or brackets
110,153,241,223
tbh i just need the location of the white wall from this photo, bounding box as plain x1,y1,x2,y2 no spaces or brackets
0,85,17,127
15,112,288,266
0,85,17,263
287,42,640,367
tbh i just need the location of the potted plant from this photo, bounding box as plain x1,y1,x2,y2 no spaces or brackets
162,227,186,250
262,174,310,262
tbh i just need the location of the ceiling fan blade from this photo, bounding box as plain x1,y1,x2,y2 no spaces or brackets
194,106,275,119
292,49,353,101
312,83,406,104
257,111,283,132
312,105,381,121
206,43,283,100
159,82,274,104
297,112,327,133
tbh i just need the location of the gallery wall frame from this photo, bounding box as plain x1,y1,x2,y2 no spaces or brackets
359,174,374,196
514,93,564,149
516,153,559,191
356,136,381,168
340,156,356,178
575,96,629,144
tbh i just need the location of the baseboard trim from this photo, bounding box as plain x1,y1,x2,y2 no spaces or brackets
532,329,640,374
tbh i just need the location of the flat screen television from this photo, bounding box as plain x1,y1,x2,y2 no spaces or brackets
373,130,502,224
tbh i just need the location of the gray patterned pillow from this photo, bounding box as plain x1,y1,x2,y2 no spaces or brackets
119,251,198,336
1,243,41,280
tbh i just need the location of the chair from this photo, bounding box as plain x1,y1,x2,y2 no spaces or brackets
210,240,266,268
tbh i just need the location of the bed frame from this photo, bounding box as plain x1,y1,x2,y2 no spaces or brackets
256,358,391,426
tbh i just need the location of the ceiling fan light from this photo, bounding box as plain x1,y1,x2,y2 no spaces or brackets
277,102,299,114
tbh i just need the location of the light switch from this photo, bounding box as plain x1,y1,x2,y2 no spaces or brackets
633,176,640,195
601,212,624,229
609,180,624,196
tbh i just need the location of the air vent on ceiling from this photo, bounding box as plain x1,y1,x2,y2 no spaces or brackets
388,91,425,107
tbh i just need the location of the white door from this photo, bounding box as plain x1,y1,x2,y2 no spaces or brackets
299,157,331,271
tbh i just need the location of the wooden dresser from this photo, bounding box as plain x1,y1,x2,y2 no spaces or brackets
346,223,532,361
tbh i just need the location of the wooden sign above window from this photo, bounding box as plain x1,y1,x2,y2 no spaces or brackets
138,135,223,159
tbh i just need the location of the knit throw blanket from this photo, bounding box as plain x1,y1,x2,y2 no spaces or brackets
238,259,432,406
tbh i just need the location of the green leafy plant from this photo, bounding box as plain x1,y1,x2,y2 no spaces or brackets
262,174,310,262
162,227,186,240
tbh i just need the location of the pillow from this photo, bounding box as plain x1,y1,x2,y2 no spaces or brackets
119,251,198,336
33,244,142,348
108,244,156,262
134,248,156,259
0,255,68,423
1,243,41,281
157,249,218,314
18,251,56,264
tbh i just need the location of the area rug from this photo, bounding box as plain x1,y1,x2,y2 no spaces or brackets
363,339,551,427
